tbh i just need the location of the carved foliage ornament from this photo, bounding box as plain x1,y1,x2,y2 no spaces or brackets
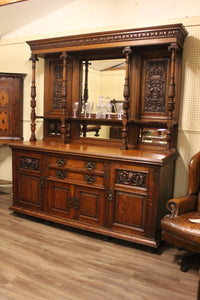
53,64,63,109
116,169,147,188
144,59,168,113
20,156,40,171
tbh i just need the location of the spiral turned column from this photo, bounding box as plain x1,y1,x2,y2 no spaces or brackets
166,42,179,151
121,46,132,150
29,54,38,141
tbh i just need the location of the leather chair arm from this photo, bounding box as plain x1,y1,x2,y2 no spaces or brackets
166,195,197,217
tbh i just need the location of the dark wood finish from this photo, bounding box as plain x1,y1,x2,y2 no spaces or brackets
10,140,178,247
10,24,188,248
29,55,38,141
0,72,25,142
26,24,188,149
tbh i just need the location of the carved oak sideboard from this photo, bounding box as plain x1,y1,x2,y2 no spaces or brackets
10,141,177,247
10,24,188,247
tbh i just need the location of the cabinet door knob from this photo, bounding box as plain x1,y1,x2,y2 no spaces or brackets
108,188,113,201
40,177,45,188
74,197,79,209
70,196,74,208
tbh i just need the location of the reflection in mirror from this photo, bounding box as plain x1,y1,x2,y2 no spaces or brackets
81,59,126,118
80,124,122,140
139,128,167,145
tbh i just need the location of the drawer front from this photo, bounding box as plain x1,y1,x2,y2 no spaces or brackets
47,168,104,187
113,163,149,192
48,156,104,172
16,151,42,175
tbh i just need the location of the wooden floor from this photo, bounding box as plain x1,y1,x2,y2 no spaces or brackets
0,192,199,300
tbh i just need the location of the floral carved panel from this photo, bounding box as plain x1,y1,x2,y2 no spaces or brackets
144,59,168,113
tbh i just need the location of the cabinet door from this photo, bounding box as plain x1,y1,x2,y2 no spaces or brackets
48,180,74,219
108,163,150,236
73,186,105,227
108,189,147,235
14,153,43,211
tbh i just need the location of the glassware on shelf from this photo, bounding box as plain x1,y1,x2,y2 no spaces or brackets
99,96,104,105
84,102,88,118
106,103,112,119
73,102,79,118
86,102,93,118
116,103,124,120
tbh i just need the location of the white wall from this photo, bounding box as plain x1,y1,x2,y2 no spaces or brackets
0,0,200,197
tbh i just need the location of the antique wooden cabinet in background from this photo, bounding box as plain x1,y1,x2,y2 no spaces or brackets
0,73,25,143
10,24,188,248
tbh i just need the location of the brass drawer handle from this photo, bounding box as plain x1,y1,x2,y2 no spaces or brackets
84,175,96,185
85,162,96,171
57,158,66,167
56,170,67,179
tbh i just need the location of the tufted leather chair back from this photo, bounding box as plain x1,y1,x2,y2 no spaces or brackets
186,151,200,211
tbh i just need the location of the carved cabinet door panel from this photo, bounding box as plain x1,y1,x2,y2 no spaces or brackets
73,186,105,227
14,153,44,212
108,163,152,236
47,180,74,219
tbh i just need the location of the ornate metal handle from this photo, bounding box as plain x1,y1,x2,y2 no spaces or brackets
57,157,66,167
40,177,45,188
108,188,113,201
84,175,96,185
56,170,67,179
85,161,96,171
74,197,79,209
70,196,74,208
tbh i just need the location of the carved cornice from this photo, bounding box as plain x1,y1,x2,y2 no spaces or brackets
27,24,188,55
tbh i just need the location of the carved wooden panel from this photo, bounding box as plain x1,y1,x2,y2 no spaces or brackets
116,169,147,188
19,156,40,171
143,59,168,113
52,64,63,109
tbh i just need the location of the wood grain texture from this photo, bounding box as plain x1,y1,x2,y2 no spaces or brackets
0,192,199,300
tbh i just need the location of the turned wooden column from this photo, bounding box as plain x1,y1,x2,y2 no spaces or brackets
82,60,90,137
121,46,132,150
60,51,69,141
166,42,179,151
30,54,38,141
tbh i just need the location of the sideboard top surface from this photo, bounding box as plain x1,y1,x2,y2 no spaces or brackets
10,140,178,165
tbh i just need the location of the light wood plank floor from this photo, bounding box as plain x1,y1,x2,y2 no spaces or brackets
0,192,199,300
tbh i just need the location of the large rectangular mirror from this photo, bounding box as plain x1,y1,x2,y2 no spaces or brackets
79,58,125,139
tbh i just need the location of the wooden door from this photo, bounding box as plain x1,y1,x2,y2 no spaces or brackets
73,185,105,227
15,153,43,212
108,163,150,237
48,180,74,219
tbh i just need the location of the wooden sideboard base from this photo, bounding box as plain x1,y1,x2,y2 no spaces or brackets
10,141,177,249
10,205,159,248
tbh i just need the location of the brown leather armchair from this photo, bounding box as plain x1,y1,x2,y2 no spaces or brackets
161,151,200,272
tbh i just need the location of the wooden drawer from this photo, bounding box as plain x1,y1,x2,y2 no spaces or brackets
113,163,150,192
47,168,104,187
48,155,104,172
16,151,41,175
